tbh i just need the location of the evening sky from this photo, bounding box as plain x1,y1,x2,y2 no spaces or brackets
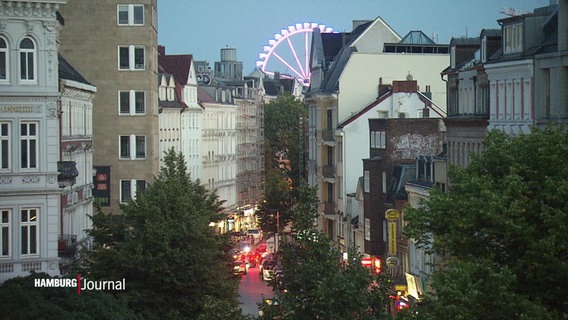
158,0,549,75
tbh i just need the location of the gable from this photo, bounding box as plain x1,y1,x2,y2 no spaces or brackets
349,16,401,53
159,54,193,85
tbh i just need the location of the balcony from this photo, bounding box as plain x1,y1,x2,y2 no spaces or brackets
58,234,77,258
323,201,336,215
321,129,335,142
322,165,335,179
57,161,79,188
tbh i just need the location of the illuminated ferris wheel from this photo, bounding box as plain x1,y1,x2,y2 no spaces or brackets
256,22,333,87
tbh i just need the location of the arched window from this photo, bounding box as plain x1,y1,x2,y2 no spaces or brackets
19,38,36,81
0,37,7,81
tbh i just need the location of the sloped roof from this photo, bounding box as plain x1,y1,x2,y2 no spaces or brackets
197,86,217,104
321,32,346,63
481,28,501,38
346,20,373,46
451,37,479,46
58,54,93,86
319,46,356,93
158,54,193,85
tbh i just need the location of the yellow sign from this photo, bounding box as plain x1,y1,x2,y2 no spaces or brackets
385,209,399,221
389,221,397,256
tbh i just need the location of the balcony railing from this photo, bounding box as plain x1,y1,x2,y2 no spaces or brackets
323,201,336,215
58,234,78,258
321,129,335,142
57,161,79,188
322,165,335,179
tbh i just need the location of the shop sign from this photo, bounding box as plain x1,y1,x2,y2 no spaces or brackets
385,209,399,221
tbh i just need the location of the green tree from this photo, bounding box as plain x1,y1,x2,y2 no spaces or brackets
257,168,292,235
266,233,392,320
264,94,307,187
288,181,319,232
259,181,393,320
81,150,245,319
0,272,137,320
404,127,568,319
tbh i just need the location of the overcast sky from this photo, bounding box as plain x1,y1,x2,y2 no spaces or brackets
158,0,549,75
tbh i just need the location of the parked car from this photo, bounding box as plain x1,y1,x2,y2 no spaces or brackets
232,260,247,276
262,260,277,281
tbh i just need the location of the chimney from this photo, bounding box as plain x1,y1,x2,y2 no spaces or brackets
392,80,417,93
158,45,165,56
378,77,391,96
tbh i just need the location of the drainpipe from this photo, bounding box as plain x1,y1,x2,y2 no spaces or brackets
57,93,64,246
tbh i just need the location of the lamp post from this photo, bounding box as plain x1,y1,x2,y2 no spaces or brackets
276,210,280,252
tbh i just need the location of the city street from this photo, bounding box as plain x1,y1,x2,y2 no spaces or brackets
238,263,274,317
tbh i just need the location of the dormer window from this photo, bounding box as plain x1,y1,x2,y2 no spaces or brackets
504,23,523,54
481,35,487,62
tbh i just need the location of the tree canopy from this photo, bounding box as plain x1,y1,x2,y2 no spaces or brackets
404,127,568,319
81,149,244,319
259,183,393,320
263,94,307,188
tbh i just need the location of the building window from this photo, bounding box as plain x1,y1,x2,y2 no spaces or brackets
337,140,343,163
481,35,487,62
20,122,38,169
118,45,145,70
120,179,146,203
19,38,36,82
1,122,10,170
119,90,146,115
117,4,144,26
370,131,386,149
119,135,146,159
364,170,370,193
504,23,523,54
377,111,388,119
0,37,8,81
1,209,10,257
479,85,489,115
20,208,38,256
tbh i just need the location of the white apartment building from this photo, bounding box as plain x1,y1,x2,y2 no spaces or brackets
158,47,203,180
158,73,183,167
58,55,96,270
0,0,68,281
199,87,238,228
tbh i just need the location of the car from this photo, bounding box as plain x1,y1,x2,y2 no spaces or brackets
232,260,247,276
262,260,277,281
246,251,261,268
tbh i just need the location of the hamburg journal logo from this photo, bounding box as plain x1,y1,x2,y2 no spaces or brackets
34,274,126,294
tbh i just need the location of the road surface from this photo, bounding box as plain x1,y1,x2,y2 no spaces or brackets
238,263,274,317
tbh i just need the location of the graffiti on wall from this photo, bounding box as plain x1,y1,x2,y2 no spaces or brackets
390,133,439,160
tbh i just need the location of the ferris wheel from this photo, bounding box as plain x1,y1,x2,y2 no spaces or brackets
256,22,333,87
